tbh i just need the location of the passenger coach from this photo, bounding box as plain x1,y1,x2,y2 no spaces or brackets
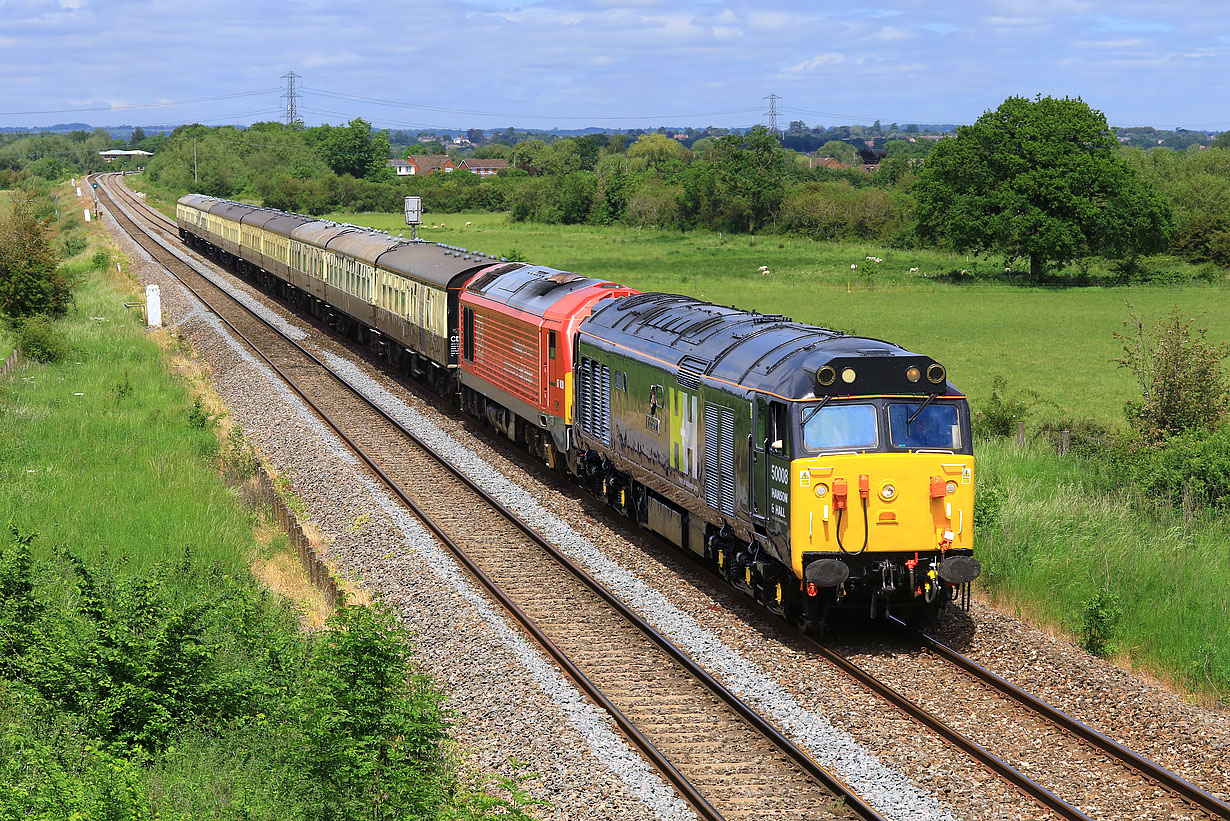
177,195,499,383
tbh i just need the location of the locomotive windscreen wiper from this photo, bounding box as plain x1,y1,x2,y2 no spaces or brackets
801,394,831,425
906,393,938,427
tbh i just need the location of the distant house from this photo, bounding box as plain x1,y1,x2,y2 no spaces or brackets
458,158,510,177
99,149,153,162
388,155,455,176
810,156,849,170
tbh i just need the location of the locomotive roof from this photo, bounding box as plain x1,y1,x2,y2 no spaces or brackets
581,293,954,400
464,264,628,318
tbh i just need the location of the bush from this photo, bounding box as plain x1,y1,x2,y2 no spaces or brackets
974,376,1029,437
60,235,88,259
1080,587,1123,656
288,604,450,821
1114,427,1230,508
1036,417,1115,459
1115,308,1229,440
14,315,68,362
0,188,75,319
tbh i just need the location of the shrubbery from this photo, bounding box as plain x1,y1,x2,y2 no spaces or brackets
0,528,540,820
974,376,1030,437
14,314,68,362
1116,308,1228,440
0,187,75,320
979,310,1230,512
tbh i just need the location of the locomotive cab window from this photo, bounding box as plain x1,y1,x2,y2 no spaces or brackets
889,402,962,451
548,331,557,361
803,403,878,451
768,401,790,456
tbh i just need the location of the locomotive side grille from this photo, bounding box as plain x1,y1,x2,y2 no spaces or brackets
578,356,611,446
472,311,540,406
704,404,719,509
582,358,595,437
719,407,736,516
703,403,735,517
599,363,611,446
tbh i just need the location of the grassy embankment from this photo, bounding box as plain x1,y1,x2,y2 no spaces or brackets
129,181,1230,701
0,183,540,819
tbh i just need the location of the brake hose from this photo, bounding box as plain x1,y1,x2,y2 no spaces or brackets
835,495,869,555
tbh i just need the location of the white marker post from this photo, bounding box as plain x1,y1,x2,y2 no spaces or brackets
145,284,162,328
76,187,82,197
83,209,91,222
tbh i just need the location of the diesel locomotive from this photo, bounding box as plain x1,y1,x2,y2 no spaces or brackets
176,193,979,631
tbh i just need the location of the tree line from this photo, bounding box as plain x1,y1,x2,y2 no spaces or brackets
6,97,1230,276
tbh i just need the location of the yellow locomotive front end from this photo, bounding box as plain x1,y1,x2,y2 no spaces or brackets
786,393,980,625
792,452,974,568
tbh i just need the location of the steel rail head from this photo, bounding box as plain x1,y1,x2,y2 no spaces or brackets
915,629,1230,821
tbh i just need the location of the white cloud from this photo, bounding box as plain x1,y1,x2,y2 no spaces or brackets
781,52,846,74
1072,38,1148,49
985,15,1047,28
869,25,912,41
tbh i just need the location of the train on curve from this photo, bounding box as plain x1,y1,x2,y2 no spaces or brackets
177,194,980,631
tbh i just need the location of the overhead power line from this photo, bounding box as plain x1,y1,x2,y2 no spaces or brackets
764,93,781,136
302,86,762,122
281,72,302,125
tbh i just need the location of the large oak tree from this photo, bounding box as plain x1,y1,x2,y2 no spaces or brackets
914,95,1172,276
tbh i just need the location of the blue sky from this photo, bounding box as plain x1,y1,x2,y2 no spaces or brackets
1,0,1226,132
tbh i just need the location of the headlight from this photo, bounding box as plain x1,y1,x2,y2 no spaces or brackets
927,363,946,384
841,367,856,384
905,366,921,382
814,483,829,498
817,366,836,387
880,483,896,501
946,481,957,494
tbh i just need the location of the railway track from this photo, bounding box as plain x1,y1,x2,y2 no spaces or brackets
94,175,880,821
903,627,1230,820
97,174,1230,821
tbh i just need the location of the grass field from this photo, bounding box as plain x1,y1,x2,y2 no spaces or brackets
327,210,1229,429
